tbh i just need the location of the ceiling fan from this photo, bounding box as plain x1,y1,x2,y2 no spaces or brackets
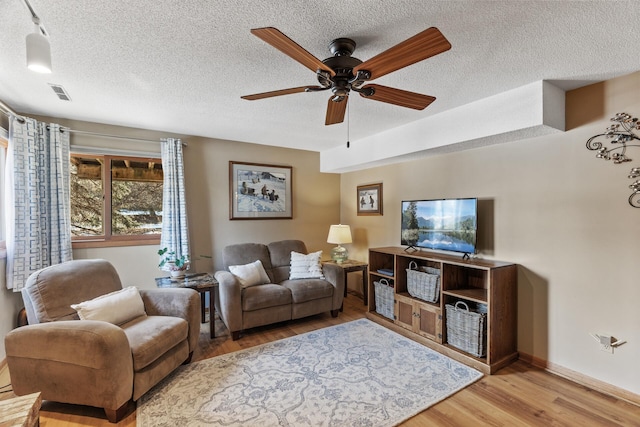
241,27,451,125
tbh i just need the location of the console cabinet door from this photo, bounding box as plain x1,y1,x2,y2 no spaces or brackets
395,294,442,343
416,303,442,343
395,295,414,331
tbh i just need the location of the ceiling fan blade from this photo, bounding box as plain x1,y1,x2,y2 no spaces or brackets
251,27,336,77
241,86,322,100
360,84,436,110
353,27,451,81
325,96,348,125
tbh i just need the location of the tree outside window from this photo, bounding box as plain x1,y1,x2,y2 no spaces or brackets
71,154,163,246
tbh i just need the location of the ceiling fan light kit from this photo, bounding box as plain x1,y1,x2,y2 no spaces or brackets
242,26,451,126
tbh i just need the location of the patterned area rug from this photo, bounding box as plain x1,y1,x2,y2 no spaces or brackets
137,319,482,426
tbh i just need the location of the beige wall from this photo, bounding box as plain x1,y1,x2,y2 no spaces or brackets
179,135,342,273
340,71,640,395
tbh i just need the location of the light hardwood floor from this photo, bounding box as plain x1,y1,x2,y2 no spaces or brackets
2,293,639,426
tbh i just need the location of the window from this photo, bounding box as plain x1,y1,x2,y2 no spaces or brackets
71,154,163,247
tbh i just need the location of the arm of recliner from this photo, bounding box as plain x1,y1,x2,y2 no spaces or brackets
4,321,133,411
322,263,346,310
140,288,200,352
214,270,243,334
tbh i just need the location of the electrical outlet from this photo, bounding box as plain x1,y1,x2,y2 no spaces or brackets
601,343,614,354
599,335,613,346
590,333,628,354
590,333,617,354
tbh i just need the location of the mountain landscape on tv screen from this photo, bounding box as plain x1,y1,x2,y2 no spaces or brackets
417,215,476,231
401,199,477,254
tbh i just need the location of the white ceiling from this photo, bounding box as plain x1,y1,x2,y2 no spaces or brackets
1,1,639,156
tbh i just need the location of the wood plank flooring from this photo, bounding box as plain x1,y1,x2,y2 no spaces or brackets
2,292,639,426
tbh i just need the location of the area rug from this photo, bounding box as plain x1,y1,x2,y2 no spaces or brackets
137,318,482,426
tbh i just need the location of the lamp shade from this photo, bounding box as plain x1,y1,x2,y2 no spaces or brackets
26,29,52,73
327,224,352,244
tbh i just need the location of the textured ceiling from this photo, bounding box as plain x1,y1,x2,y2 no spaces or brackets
1,0,639,154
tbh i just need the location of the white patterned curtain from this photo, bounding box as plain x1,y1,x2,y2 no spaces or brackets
160,138,189,268
5,117,73,290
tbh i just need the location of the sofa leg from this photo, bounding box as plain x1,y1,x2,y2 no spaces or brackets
231,331,241,341
104,400,132,423
183,351,193,365
331,309,339,318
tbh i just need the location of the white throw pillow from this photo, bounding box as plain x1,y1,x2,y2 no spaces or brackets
71,286,146,325
289,250,324,280
229,260,271,288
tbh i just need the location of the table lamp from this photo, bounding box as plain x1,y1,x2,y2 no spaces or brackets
327,224,352,263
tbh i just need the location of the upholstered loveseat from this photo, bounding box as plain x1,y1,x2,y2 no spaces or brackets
4,259,200,423
214,240,345,340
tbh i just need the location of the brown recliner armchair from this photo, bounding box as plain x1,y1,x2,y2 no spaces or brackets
4,259,200,423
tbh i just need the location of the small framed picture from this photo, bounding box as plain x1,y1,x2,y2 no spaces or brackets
229,161,293,220
357,183,383,216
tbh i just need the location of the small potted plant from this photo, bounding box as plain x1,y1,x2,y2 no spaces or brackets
158,247,190,278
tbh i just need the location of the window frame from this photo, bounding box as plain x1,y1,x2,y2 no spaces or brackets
0,131,7,253
71,153,162,248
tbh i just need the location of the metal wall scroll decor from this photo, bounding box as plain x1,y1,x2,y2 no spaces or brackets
586,112,640,208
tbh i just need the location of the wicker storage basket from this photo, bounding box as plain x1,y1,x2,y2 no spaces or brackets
406,261,440,303
374,279,394,320
445,301,486,357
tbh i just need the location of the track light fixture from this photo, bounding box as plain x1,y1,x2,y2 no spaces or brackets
23,0,52,73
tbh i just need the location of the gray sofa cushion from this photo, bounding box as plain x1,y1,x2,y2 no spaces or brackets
268,240,307,283
281,279,334,303
268,240,307,267
22,259,123,324
122,315,188,371
223,243,275,282
242,284,292,311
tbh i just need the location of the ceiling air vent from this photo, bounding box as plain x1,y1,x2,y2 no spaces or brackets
48,83,72,101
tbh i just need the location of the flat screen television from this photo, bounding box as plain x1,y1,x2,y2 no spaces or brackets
401,198,477,255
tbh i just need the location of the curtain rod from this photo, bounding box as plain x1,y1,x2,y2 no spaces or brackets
63,129,187,146
0,99,185,145
63,128,167,144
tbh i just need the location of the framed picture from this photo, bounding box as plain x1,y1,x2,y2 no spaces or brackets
229,161,293,220
357,183,383,216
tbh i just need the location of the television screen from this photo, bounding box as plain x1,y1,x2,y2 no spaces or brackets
401,198,477,254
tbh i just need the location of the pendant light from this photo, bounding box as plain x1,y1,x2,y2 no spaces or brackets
23,0,52,73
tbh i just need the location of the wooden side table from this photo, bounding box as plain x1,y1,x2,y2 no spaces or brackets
155,273,218,339
323,260,368,306
0,392,41,427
